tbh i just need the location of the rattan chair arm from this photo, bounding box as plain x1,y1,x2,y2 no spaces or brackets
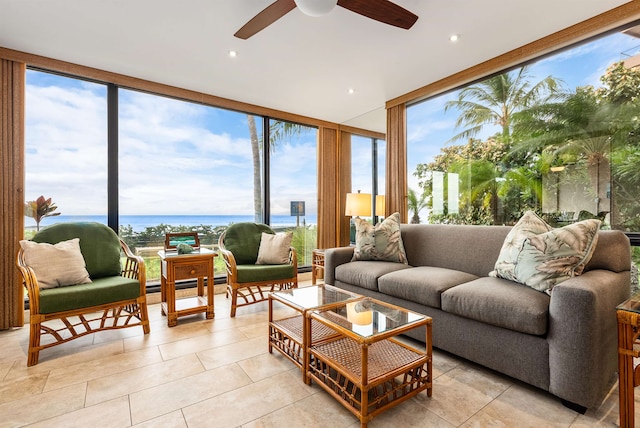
119,239,146,295
16,249,41,314
289,247,298,269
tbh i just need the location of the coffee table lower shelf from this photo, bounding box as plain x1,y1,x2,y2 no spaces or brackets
307,335,432,426
269,315,341,368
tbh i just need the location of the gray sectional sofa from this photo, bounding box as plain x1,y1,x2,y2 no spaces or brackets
324,223,631,411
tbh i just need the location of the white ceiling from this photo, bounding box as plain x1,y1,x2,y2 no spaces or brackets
0,0,631,133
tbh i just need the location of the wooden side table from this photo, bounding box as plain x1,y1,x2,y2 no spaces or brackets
617,292,640,428
158,248,216,327
312,249,325,285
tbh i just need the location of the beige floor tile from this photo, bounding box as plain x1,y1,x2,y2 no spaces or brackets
0,383,86,428
415,364,512,426
366,396,455,428
131,410,188,428
85,353,205,406
237,350,299,382
238,321,269,339
182,368,314,427
241,390,356,428
196,336,268,370
570,385,620,427
0,371,48,405
43,345,162,391
461,383,578,428
4,339,125,381
431,349,463,379
129,362,252,424
123,317,213,352
158,327,249,360
25,396,131,428
0,361,14,381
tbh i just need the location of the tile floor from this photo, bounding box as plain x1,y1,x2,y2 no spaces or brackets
0,278,635,427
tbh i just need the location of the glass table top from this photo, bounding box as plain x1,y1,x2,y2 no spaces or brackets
617,290,640,314
313,297,426,338
271,284,360,310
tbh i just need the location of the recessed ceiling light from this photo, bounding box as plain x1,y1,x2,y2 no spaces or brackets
449,34,460,42
228,50,238,58
348,88,355,95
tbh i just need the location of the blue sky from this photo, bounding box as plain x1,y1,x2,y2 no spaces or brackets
25,29,640,217
25,75,318,216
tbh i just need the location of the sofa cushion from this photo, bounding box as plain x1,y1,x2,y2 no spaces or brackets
490,211,552,281
352,212,407,264
38,276,140,314
441,277,550,335
335,261,411,291
514,219,601,293
378,267,479,308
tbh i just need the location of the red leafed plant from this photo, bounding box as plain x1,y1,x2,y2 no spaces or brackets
25,195,61,231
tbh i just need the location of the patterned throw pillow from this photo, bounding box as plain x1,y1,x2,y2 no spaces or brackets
19,238,92,289
352,212,408,264
514,219,601,293
490,210,552,281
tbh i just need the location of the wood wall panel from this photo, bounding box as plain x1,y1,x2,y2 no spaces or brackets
0,59,25,329
317,126,338,249
385,104,407,222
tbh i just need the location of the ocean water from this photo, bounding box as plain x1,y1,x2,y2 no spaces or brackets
27,214,317,232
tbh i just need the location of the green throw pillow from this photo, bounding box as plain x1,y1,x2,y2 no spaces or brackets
514,219,601,293
352,212,407,264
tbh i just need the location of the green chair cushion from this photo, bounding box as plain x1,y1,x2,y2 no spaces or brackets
223,223,275,265
32,222,122,279
38,276,141,314
236,264,295,283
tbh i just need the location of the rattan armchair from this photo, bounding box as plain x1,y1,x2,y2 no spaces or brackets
218,222,298,317
16,222,150,366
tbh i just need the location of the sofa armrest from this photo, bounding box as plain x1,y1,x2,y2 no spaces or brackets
324,247,355,285
547,269,630,407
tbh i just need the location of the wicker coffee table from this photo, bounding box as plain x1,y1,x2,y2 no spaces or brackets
305,298,432,428
268,284,361,380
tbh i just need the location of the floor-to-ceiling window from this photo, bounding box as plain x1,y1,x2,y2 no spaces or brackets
407,23,640,241
267,119,318,266
24,70,108,236
25,69,318,286
350,134,386,222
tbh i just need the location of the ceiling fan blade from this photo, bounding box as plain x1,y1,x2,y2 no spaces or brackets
337,0,418,30
234,0,297,39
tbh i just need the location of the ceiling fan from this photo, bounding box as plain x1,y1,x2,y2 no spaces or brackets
234,0,418,39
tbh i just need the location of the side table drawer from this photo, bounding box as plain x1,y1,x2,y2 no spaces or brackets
174,263,209,279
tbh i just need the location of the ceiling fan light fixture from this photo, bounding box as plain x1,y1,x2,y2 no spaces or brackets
294,0,338,17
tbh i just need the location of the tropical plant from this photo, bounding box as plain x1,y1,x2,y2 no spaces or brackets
24,195,61,231
246,116,305,222
444,66,563,144
407,188,428,224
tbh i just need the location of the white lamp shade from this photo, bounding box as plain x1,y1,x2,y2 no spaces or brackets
294,0,338,17
345,192,371,217
346,302,373,325
375,195,385,216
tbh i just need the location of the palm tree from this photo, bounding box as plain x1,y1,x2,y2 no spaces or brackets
246,116,303,222
407,188,428,224
445,66,563,144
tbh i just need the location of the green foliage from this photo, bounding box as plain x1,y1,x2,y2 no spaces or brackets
415,60,640,229
407,188,428,224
